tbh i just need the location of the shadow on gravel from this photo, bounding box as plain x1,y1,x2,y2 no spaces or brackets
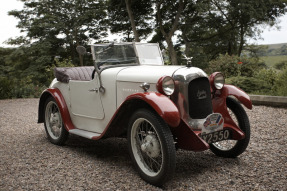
63,134,131,166
57,134,246,183
169,150,247,186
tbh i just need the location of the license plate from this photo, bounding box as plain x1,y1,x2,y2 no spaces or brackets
200,129,231,144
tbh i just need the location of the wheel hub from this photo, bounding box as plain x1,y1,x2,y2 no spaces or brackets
49,113,61,134
141,134,160,158
50,113,60,125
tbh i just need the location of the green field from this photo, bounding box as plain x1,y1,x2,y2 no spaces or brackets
259,55,287,67
265,43,287,50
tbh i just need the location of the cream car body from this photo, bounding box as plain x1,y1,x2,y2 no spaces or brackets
38,42,252,186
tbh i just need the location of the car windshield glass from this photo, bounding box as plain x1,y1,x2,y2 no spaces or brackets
135,44,163,65
93,44,137,66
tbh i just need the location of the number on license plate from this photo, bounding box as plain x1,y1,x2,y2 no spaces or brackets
200,129,230,144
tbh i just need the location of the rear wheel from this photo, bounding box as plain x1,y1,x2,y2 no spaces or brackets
210,97,250,158
128,109,176,186
44,97,69,145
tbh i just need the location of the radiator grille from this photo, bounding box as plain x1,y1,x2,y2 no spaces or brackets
188,77,213,118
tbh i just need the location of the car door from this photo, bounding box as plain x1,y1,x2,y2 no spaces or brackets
69,78,105,120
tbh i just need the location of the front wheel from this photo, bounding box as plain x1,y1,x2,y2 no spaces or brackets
128,109,176,186
210,97,250,158
44,96,69,145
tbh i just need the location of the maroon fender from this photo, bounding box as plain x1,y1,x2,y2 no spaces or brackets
221,84,252,110
90,92,181,140
212,84,252,140
171,120,210,152
38,90,180,140
38,88,75,131
125,92,181,128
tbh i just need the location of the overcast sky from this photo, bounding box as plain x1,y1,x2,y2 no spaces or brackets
1,0,287,47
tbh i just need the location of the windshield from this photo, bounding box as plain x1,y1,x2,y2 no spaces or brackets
92,44,137,67
91,43,164,68
135,44,164,65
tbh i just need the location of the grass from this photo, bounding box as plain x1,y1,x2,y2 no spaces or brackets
259,55,287,67
265,43,287,50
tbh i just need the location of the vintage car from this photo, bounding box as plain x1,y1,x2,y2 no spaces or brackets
38,42,252,186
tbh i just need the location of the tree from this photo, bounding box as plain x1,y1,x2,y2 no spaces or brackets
210,0,286,56
125,0,140,42
107,0,153,42
180,0,287,68
0,47,15,77
156,0,185,65
8,0,107,66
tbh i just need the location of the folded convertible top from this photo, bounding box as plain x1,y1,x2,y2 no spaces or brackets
54,66,94,83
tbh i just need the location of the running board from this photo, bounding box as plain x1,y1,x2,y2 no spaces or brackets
69,129,101,139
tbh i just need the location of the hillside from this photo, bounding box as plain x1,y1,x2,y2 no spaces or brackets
255,43,287,67
260,55,287,67
265,43,287,50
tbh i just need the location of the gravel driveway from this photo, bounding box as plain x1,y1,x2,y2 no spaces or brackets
0,98,286,190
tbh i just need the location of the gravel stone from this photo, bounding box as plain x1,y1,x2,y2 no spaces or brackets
0,98,286,190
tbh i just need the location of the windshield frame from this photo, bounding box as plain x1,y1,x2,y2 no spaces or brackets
90,42,164,69
91,42,138,66
134,43,164,66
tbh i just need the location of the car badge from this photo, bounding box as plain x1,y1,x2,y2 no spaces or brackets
197,90,207,99
202,113,224,134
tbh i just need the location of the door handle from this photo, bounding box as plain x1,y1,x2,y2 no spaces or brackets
89,88,98,93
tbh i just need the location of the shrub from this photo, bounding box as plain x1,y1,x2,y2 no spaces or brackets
226,76,270,94
273,66,287,96
207,54,266,78
0,77,14,99
208,54,239,78
254,68,277,87
0,75,47,100
11,76,47,98
274,60,287,70
226,67,287,96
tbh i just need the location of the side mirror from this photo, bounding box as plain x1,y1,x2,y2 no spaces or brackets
76,46,87,56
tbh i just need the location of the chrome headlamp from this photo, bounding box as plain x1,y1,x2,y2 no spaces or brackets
156,76,175,96
210,72,225,90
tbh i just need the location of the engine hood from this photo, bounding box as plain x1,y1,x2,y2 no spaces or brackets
116,65,184,83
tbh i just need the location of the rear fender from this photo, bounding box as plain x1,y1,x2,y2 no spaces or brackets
212,85,252,140
38,88,75,131
125,92,181,128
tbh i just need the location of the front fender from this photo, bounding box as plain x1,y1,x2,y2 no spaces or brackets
212,85,252,140
220,84,252,109
126,92,181,128
38,88,75,131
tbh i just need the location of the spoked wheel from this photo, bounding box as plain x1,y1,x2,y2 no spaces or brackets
128,109,176,186
44,97,68,145
210,97,250,158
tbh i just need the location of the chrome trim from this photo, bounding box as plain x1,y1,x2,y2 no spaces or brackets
89,88,99,93
139,82,150,92
69,129,101,139
214,73,225,89
173,67,208,82
172,67,210,130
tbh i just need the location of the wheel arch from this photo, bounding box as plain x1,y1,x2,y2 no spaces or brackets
103,92,181,138
38,90,53,123
125,92,181,128
103,99,154,138
38,88,75,131
221,84,252,110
